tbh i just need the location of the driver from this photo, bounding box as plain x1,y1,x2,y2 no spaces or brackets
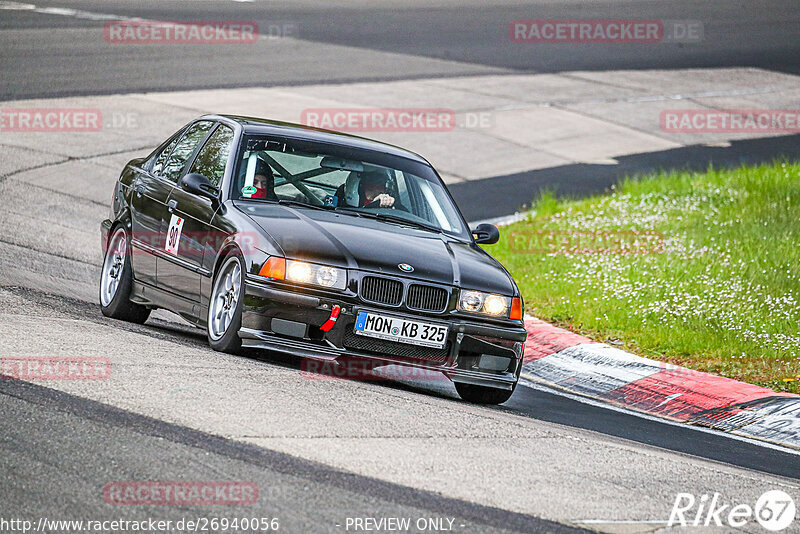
361,171,396,208
341,170,396,208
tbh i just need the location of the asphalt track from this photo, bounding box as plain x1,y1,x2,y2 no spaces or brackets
2,0,800,100
1,376,584,534
2,2,800,532
1,280,799,531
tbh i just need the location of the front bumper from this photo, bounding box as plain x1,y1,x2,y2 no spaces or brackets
240,278,526,390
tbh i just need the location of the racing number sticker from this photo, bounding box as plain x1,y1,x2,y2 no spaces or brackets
165,214,184,255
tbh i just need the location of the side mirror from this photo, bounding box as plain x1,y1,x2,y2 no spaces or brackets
472,223,500,245
180,173,219,201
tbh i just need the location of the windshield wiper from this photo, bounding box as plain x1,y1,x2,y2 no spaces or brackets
333,207,365,218
277,199,333,211
336,208,442,233
376,213,442,233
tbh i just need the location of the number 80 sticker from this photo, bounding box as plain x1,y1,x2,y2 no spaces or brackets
166,214,184,255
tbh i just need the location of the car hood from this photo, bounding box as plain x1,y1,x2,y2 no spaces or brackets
237,203,516,295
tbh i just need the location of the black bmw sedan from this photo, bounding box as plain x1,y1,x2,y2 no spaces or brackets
100,115,527,404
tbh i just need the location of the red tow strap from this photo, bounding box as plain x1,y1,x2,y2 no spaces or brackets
320,305,341,332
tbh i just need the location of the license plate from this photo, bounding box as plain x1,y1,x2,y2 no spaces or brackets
354,311,448,349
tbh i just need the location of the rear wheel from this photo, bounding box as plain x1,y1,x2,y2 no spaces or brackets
99,226,150,324
207,254,244,354
455,382,516,405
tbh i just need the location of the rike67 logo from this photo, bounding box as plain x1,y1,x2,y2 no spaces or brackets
669,490,796,531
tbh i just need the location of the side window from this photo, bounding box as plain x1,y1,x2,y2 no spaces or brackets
159,121,214,183
149,128,185,175
151,138,178,176
188,125,235,187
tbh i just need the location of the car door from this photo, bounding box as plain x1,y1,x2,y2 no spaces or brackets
129,129,185,288
140,120,214,309
159,123,236,306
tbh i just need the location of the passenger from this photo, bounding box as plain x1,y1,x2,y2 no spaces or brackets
251,161,276,200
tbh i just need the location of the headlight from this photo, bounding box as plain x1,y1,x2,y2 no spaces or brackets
286,260,346,289
286,261,313,283
259,257,347,290
458,290,512,317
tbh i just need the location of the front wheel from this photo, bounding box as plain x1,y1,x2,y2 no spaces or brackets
99,226,150,324
207,254,244,354
455,382,516,405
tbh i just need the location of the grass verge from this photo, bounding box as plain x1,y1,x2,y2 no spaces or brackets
488,162,800,393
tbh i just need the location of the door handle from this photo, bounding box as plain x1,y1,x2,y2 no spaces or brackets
168,199,178,213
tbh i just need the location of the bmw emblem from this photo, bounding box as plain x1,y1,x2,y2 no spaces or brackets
398,263,414,273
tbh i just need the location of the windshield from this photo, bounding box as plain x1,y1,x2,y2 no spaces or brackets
232,136,469,238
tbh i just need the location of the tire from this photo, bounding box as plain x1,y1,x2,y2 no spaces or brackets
455,381,516,405
207,253,245,354
99,226,151,324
